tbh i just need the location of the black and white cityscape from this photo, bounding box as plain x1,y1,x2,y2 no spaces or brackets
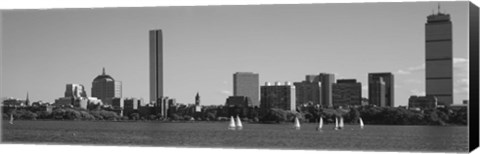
0,1,474,153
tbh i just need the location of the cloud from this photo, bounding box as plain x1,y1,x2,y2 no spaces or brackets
397,70,410,75
410,89,425,96
396,57,468,75
404,79,422,84
219,90,232,96
453,57,468,64
396,63,425,75
452,57,469,95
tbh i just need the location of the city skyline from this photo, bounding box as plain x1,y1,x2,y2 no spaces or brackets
1,2,469,106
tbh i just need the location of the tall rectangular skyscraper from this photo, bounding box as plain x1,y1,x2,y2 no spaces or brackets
150,30,163,103
425,11,453,106
233,72,259,107
368,72,394,107
319,73,334,108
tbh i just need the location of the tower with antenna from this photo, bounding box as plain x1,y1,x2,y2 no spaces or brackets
425,3,453,106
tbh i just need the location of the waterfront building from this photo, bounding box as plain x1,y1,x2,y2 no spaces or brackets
64,84,87,98
155,96,175,118
319,73,335,108
150,29,163,103
123,97,144,117
225,96,253,117
111,97,124,116
332,79,362,108
294,75,321,106
368,73,394,107
260,82,296,112
425,8,453,106
54,84,88,108
408,95,437,110
233,72,260,107
91,68,122,105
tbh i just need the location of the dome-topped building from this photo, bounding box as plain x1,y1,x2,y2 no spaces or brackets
91,68,122,105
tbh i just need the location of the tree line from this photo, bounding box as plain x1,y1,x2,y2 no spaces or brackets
2,104,467,126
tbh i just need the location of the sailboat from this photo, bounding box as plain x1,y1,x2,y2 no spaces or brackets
339,117,344,129
228,116,236,130
236,115,243,130
359,117,364,129
334,117,339,130
316,117,323,131
294,117,301,130
9,114,14,125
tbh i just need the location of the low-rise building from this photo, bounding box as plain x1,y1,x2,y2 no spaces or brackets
408,95,437,110
225,96,253,117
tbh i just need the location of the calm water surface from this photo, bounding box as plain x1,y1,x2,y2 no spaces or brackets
2,121,469,152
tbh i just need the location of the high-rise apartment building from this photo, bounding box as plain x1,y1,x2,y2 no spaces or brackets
425,9,453,106
332,79,362,108
233,72,260,107
150,29,163,103
91,68,122,105
319,73,335,108
294,75,321,106
369,77,386,107
368,72,394,107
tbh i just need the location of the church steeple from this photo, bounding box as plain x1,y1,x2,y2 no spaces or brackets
195,92,200,106
102,67,106,75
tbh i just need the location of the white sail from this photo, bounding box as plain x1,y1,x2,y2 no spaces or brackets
9,114,14,125
294,117,301,130
228,116,236,130
359,117,364,129
339,117,344,129
317,117,323,131
236,116,243,130
334,117,339,130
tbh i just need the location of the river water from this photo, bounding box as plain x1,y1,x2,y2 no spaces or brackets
1,121,469,152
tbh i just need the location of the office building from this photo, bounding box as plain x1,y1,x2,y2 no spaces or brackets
294,75,321,106
370,77,386,107
233,72,260,107
408,95,437,110
91,68,122,105
425,8,453,106
65,84,87,98
260,82,296,112
319,73,335,108
123,97,144,117
150,29,163,103
332,79,362,108
155,96,175,118
368,73,394,107
53,84,88,108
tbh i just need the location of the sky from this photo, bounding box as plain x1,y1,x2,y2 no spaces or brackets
1,1,470,106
